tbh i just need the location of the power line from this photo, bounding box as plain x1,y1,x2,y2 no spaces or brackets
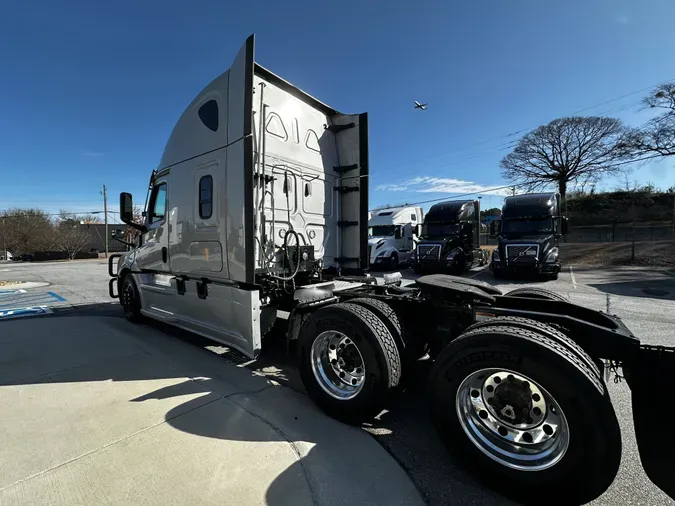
375,78,673,177
0,210,108,218
372,154,664,211
370,183,522,211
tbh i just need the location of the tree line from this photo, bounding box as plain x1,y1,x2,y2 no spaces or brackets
0,208,144,260
0,209,106,259
500,83,675,199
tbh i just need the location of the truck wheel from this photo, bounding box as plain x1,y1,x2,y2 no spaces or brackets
428,325,620,505
346,297,425,385
298,302,402,424
121,274,143,323
548,271,559,280
505,287,568,302
347,298,405,352
389,253,399,270
463,316,601,379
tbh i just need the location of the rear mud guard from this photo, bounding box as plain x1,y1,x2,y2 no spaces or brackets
625,345,675,500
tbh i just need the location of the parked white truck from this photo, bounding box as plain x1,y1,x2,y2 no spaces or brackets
368,206,423,269
109,35,675,505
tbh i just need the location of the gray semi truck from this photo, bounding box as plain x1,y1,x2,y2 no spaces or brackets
490,192,566,280
409,199,486,274
108,35,675,506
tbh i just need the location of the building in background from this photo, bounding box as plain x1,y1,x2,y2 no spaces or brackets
78,223,126,253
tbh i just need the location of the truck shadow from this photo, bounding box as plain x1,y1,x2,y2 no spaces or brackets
0,303,517,506
571,266,675,301
135,315,517,506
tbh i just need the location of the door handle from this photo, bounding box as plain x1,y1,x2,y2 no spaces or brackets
162,247,168,264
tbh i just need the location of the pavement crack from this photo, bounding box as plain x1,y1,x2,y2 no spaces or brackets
224,388,320,506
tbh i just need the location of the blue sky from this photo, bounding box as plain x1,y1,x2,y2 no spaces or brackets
1,0,675,221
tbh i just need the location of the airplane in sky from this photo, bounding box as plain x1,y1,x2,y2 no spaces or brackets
414,101,428,110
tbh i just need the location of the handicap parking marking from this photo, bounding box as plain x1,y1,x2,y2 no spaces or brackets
0,291,67,309
0,288,27,296
47,291,67,302
0,306,53,319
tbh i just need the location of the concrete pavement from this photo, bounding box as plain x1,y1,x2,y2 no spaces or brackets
3,260,675,505
0,313,425,506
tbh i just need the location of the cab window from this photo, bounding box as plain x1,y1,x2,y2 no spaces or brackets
149,183,167,224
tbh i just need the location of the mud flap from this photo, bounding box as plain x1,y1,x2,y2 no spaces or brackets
626,345,675,500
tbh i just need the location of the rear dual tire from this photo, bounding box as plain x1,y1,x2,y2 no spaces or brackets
428,323,621,505
298,302,402,424
505,287,568,302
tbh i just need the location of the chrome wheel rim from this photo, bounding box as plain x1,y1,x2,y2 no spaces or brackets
456,368,570,471
310,331,366,400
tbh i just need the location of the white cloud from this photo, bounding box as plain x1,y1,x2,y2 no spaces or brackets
375,184,409,192
376,176,511,196
81,151,104,157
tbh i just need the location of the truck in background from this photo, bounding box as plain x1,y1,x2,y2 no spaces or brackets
108,35,675,506
489,192,566,280
409,199,486,274
368,206,423,269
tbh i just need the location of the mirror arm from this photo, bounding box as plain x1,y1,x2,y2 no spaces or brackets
125,222,147,233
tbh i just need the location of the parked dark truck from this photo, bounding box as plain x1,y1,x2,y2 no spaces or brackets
490,192,566,280
409,199,486,274
109,35,675,506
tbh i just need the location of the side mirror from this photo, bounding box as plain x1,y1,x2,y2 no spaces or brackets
120,193,134,224
120,192,147,233
561,217,568,235
489,220,501,238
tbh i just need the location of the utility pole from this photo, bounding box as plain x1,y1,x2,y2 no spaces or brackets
478,196,483,245
631,194,636,262
2,217,6,261
101,184,109,258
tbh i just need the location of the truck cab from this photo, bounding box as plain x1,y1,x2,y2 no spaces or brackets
112,34,369,359
367,206,423,269
489,192,566,279
409,199,485,274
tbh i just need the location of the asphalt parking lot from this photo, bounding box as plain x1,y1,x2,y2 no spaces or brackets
1,259,674,505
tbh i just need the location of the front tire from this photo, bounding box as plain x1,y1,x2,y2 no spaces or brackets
298,303,402,424
428,325,620,505
121,274,143,322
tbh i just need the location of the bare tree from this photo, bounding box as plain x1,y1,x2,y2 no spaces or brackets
625,83,675,157
500,116,630,199
123,205,144,243
55,221,91,260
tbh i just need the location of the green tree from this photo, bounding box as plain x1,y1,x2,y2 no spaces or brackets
0,208,55,255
